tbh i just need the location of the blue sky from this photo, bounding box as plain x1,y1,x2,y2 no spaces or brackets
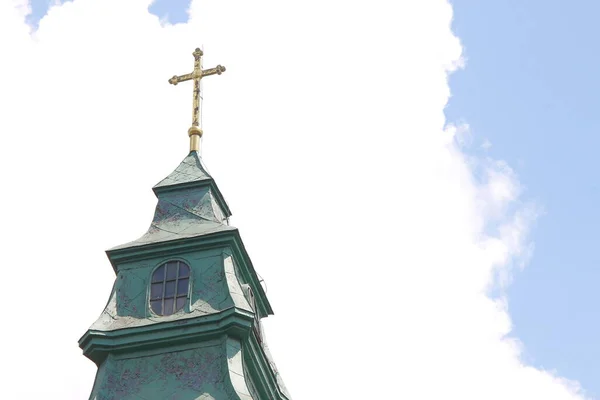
448,1,600,396
27,0,189,26
19,0,599,398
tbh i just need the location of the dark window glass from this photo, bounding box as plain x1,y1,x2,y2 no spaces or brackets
177,278,189,295
150,261,191,316
166,262,178,280
165,281,176,297
176,296,186,310
152,265,165,283
151,283,163,300
164,298,174,315
179,265,190,278
150,300,162,315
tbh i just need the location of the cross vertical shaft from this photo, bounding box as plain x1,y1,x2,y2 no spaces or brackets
192,48,202,129
169,48,226,152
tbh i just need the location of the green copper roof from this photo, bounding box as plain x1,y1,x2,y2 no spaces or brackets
110,151,233,251
153,151,212,189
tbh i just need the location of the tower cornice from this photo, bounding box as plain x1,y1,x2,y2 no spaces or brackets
79,307,253,366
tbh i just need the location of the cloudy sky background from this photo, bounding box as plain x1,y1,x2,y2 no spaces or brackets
1,0,597,398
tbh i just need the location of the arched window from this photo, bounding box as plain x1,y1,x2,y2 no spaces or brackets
150,260,190,316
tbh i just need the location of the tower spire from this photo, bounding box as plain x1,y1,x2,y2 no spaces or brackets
168,48,226,153
80,46,291,400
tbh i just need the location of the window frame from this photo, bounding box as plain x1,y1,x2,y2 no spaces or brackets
149,260,191,316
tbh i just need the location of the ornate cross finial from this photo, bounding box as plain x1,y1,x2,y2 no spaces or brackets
169,48,226,152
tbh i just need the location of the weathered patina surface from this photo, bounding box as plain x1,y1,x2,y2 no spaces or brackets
112,152,234,250
88,249,250,331
80,152,290,400
90,339,251,400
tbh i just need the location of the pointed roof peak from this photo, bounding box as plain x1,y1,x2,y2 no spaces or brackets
151,150,232,217
153,151,212,191
109,151,233,252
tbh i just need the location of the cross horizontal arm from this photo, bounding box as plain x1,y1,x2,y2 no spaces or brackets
201,65,226,77
168,73,194,85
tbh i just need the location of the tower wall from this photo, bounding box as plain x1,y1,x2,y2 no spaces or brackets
89,247,253,333
90,338,254,400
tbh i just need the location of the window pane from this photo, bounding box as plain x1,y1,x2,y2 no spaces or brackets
152,265,165,283
164,298,174,315
151,283,163,300
177,278,189,296
165,281,176,297
150,300,162,315
176,296,186,311
179,264,190,278
166,262,178,280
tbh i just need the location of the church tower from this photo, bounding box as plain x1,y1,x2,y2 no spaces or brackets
79,48,291,400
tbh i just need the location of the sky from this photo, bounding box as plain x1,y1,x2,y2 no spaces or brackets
447,1,600,396
1,0,597,399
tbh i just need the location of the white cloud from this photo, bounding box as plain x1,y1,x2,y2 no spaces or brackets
482,138,493,150
0,0,588,399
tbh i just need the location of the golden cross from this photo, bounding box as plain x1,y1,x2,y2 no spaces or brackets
169,48,226,152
